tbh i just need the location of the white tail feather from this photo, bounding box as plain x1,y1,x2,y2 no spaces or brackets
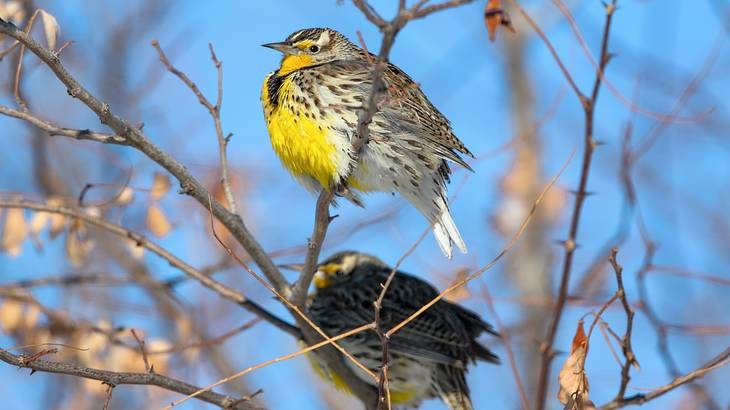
432,209,467,259
439,209,467,254
433,222,453,259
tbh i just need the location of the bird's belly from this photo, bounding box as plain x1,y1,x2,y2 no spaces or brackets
267,106,338,188
343,346,433,406
348,139,405,194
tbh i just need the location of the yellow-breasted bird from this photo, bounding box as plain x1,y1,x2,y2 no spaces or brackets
261,28,474,259
302,251,499,410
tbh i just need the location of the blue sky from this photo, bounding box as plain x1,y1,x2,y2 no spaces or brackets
1,0,729,409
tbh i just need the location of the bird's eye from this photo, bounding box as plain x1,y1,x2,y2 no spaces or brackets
309,45,320,53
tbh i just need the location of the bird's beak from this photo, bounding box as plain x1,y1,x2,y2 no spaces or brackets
277,263,304,272
261,41,294,53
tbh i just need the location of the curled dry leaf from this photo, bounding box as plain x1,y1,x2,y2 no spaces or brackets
1,207,27,257
24,303,41,331
116,186,134,205
82,321,111,361
484,0,515,42
107,345,143,373
38,9,60,51
150,172,171,200
146,205,171,237
83,206,101,218
126,237,145,260
29,211,50,235
444,268,471,302
66,219,93,267
47,197,67,238
147,338,173,373
0,299,24,333
175,316,199,363
558,322,596,409
0,1,25,24
49,212,67,238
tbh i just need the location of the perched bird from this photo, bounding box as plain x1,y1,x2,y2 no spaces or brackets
261,28,474,259
305,251,499,410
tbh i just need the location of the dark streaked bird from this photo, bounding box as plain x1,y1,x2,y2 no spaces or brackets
301,251,499,409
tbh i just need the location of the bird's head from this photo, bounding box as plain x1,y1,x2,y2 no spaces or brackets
262,28,357,76
279,251,386,289
313,251,386,288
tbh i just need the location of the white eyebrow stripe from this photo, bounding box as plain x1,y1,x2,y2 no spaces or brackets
289,30,304,41
318,30,330,45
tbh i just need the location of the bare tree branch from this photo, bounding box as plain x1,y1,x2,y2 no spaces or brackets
532,3,617,408
608,248,639,400
0,348,259,409
0,17,289,296
0,104,126,145
151,40,238,214
0,197,299,338
598,347,730,410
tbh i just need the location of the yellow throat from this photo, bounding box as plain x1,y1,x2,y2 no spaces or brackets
262,65,338,189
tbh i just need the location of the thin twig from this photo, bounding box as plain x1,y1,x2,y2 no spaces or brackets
412,0,476,19
130,329,152,373
102,383,114,410
11,9,46,112
608,248,639,400
481,284,531,410
550,0,710,124
292,190,335,306
373,226,430,410
532,3,617,409
633,217,719,408
151,40,238,214
0,104,126,144
164,323,375,409
598,347,730,410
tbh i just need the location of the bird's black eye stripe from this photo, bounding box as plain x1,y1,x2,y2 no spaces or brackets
309,45,320,53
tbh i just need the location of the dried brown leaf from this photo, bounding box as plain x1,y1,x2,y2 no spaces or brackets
558,322,595,408
107,345,142,373
146,205,171,237
126,238,145,260
444,268,471,302
571,321,587,354
29,211,49,235
0,299,24,333
0,1,25,23
2,208,27,257
147,338,173,373
150,172,171,200
82,320,111,361
116,186,134,205
24,303,41,331
47,197,67,238
176,317,198,363
66,220,93,267
38,9,60,51
484,0,515,42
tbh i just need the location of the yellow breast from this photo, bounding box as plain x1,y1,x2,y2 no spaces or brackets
302,344,420,405
262,72,337,189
